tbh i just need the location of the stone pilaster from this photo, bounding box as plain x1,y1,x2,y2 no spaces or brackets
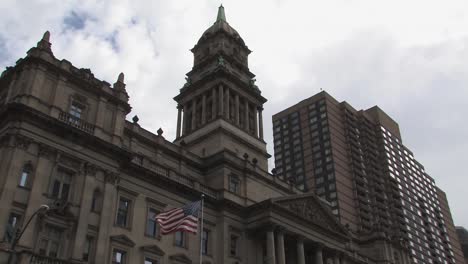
176,105,182,138
201,94,207,124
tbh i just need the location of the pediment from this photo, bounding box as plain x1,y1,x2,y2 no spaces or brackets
272,193,347,235
169,253,192,264
141,244,165,256
110,234,135,247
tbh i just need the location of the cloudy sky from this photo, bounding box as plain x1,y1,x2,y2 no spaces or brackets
1,0,467,227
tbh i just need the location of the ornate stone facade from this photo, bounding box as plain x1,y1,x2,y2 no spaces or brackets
0,6,411,264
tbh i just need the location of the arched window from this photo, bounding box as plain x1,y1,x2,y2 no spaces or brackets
91,189,102,213
19,163,33,188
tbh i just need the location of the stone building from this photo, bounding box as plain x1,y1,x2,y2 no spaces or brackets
0,6,410,264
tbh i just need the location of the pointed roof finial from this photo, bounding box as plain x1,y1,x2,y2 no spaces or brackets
216,4,226,22
42,31,50,42
118,72,125,83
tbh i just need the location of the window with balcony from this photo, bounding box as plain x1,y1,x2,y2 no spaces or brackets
38,225,63,258
50,169,73,201
69,100,85,120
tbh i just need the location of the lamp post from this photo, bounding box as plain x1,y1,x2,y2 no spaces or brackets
8,204,49,264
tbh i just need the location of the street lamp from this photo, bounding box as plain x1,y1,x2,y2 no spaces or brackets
8,204,49,264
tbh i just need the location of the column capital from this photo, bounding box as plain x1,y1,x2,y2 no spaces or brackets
177,104,183,109
275,225,286,234
296,234,307,243
257,106,264,111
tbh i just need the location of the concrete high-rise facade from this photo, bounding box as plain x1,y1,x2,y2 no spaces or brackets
272,92,465,264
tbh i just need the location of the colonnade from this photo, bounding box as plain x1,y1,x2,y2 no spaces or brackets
176,84,264,140
264,228,347,264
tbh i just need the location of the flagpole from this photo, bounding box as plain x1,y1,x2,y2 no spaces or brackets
199,193,205,264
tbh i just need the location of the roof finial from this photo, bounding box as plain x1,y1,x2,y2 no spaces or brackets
216,4,226,22
42,31,50,42
118,72,125,83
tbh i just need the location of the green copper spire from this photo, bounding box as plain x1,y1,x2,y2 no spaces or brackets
216,4,226,22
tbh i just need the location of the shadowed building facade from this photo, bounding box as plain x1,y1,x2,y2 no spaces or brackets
0,6,404,264
272,92,465,263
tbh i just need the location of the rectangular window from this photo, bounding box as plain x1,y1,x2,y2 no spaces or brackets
202,230,209,255
38,226,62,258
116,198,131,227
230,234,238,256
51,169,72,200
112,249,126,264
146,208,158,237
69,101,85,119
175,231,185,248
4,213,22,243
228,175,240,194
83,236,93,261
19,164,32,188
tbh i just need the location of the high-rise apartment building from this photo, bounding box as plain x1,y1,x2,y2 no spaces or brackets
455,226,468,263
272,91,465,264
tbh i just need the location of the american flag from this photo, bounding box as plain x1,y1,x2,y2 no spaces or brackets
155,200,201,235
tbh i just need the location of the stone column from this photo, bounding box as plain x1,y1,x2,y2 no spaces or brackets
176,105,182,138
95,172,118,263
211,88,216,119
258,107,264,139
296,237,305,264
191,99,197,130
182,104,188,136
276,229,285,264
226,87,230,120
235,94,240,125
266,229,276,264
244,100,249,131
201,94,207,124
71,172,95,260
218,84,224,117
333,254,341,264
341,256,348,264
18,146,55,249
313,244,324,264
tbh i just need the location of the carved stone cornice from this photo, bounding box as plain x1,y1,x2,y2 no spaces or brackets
105,171,120,185
38,143,56,160
0,134,12,147
110,234,135,247
58,154,82,170
84,162,98,177
13,135,32,150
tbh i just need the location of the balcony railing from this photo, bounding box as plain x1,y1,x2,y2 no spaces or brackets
58,111,95,134
30,254,71,264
